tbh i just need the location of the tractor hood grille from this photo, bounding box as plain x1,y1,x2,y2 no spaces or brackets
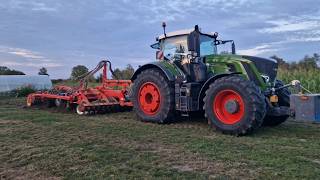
241,55,278,82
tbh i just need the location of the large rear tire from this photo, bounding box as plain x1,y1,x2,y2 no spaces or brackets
131,68,175,123
203,75,266,135
263,80,291,126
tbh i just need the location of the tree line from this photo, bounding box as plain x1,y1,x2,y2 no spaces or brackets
271,53,320,70
1,53,319,78
70,64,134,81
0,66,49,75
0,64,134,81
0,66,25,75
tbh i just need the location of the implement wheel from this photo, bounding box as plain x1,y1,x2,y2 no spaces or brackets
131,68,175,123
204,75,266,135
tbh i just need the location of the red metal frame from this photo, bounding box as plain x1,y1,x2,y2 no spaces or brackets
27,60,133,113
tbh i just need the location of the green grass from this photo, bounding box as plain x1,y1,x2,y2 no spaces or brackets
0,98,320,179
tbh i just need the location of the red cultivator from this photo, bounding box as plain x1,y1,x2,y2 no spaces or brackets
27,60,132,115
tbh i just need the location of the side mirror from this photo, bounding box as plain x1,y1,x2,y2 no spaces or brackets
151,42,160,49
232,41,236,54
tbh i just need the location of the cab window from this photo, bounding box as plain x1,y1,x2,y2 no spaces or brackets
200,35,216,56
161,36,188,60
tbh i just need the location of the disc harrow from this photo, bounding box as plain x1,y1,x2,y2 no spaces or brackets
27,60,133,115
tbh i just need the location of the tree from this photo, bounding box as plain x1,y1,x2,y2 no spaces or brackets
297,55,318,70
0,66,25,75
314,53,320,68
38,67,48,75
270,53,320,71
111,64,135,80
270,55,289,69
71,65,89,80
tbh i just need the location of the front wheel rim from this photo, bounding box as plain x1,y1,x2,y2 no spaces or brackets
213,89,245,125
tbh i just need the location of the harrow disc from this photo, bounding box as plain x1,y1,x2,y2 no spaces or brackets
76,105,88,115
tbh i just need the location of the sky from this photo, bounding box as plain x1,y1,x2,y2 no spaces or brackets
0,0,319,78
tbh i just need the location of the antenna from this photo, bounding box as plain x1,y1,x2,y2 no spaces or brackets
162,22,167,38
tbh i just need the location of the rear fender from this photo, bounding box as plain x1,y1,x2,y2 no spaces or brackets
131,61,183,82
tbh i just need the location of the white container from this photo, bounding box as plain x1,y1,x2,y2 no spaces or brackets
0,75,52,92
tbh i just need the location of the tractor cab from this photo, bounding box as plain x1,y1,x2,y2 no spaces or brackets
151,24,236,82
151,24,236,62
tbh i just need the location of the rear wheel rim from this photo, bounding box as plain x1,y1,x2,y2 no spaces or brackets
213,89,245,125
138,82,161,115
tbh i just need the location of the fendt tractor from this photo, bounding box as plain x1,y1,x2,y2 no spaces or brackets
29,24,318,136
130,24,291,135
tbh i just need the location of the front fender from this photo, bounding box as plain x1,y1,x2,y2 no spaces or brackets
131,61,183,82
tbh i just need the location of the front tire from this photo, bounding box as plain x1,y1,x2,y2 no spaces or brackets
204,75,266,135
131,69,175,123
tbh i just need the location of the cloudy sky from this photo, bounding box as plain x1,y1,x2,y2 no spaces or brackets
0,0,319,78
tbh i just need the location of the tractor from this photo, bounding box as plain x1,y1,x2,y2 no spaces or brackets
130,24,291,135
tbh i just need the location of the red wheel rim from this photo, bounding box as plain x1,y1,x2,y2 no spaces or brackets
213,89,245,125
138,82,161,115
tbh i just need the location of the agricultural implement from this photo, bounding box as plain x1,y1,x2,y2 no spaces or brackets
27,60,132,115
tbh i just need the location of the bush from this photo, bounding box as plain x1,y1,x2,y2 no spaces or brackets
52,79,64,84
11,86,36,97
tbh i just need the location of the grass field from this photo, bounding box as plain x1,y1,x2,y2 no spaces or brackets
0,97,320,179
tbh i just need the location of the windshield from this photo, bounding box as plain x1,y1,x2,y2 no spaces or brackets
161,36,188,60
200,35,217,56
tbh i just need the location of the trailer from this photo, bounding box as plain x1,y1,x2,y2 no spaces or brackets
27,60,132,115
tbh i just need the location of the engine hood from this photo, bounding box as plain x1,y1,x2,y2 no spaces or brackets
241,55,278,82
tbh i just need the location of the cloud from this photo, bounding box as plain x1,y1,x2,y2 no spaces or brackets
288,37,320,42
260,19,320,33
258,15,320,43
0,46,50,61
110,0,251,23
1,0,58,12
0,46,62,68
30,2,57,12
2,61,62,68
237,44,279,56
8,48,46,60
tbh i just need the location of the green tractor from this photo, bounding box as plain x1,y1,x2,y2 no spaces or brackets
130,24,290,135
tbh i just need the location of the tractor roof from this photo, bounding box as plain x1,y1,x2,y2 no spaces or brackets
158,28,214,40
